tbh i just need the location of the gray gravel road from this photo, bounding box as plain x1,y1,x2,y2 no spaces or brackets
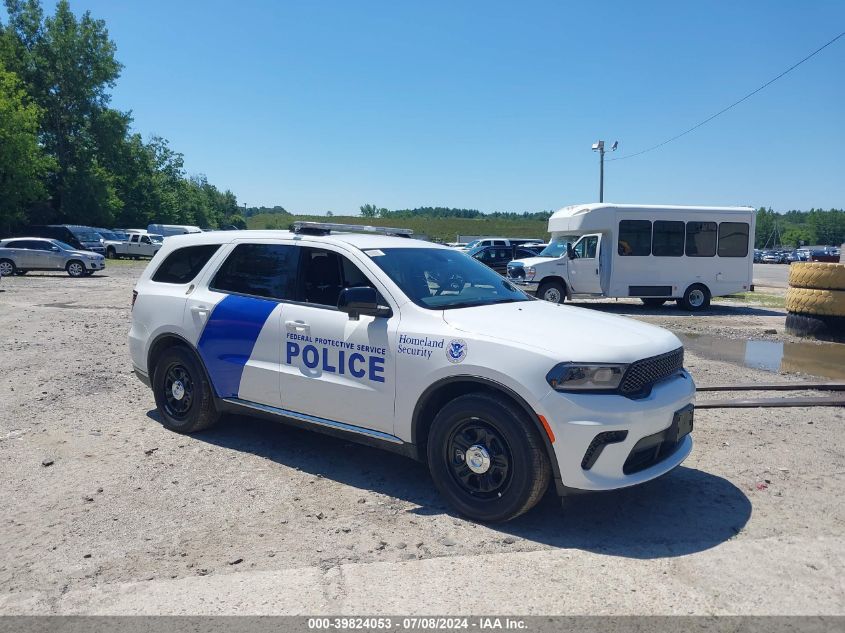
0,262,842,615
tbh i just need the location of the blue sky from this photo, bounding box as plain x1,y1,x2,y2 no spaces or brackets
15,1,845,213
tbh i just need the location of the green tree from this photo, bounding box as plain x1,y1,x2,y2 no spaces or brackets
360,203,378,218
0,62,53,232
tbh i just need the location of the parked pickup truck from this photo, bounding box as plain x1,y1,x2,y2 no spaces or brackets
105,232,163,259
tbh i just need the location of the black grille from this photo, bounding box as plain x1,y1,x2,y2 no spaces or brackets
620,347,684,398
506,264,524,279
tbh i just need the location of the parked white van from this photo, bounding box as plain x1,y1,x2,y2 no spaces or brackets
507,204,755,311
147,224,203,237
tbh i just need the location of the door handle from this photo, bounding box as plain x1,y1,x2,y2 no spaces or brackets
190,305,210,319
285,320,310,332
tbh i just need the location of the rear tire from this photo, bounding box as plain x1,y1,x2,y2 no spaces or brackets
677,284,710,311
426,392,550,523
66,260,85,277
152,346,219,433
537,280,565,304
0,259,15,277
641,298,667,307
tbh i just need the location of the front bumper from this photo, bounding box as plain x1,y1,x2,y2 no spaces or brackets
86,260,105,270
510,279,539,293
539,370,696,492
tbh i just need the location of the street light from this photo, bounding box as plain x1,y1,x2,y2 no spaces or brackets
591,140,618,202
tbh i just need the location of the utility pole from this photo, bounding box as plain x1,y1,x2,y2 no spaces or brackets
591,140,618,202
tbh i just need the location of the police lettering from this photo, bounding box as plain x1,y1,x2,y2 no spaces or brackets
286,342,385,383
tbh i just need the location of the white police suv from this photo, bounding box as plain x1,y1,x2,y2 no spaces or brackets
129,222,695,522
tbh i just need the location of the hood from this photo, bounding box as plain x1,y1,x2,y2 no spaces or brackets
442,300,681,363
67,249,102,258
507,255,561,268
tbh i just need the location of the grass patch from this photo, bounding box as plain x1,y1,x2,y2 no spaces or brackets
714,292,785,308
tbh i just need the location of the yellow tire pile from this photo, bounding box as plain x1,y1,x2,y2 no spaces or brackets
785,262,845,340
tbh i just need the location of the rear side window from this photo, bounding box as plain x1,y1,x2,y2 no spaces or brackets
685,222,717,257
652,221,685,257
718,222,750,257
152,245,221,284
211,243,298,299
618,220,652,256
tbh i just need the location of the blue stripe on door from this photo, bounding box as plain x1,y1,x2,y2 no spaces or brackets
197,294,278,398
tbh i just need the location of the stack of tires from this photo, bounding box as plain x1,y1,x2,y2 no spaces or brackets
785,262,845,341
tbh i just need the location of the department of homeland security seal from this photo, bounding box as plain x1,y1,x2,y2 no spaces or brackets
446,339,468,364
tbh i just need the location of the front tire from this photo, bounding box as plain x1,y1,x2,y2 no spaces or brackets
677,283,710,311
66,260,85,277
0,259,16,277
152,346,219,433
106,247,116,259
537,280,565,304
427,393,550,522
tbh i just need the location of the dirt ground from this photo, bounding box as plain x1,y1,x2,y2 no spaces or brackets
0,261,842,615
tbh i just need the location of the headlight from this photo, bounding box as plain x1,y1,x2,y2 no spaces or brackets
525,266,536,281
546,363,628,391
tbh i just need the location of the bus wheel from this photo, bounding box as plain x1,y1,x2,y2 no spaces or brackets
538,281,565,304
678,284,710,311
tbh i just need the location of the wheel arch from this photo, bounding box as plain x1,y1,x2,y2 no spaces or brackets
147,333,208,386
411,375,562,483
537,275,570,300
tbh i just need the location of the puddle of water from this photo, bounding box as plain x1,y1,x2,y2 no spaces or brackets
675,332,845,380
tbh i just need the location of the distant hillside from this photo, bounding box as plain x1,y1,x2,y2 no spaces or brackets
246,214,549,242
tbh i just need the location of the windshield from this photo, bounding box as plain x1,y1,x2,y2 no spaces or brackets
73,231,101,243
96,230,121,240
53,240,76,251
464,240,482,249
150,234,164,243
367,247,529,310
538,235,579,258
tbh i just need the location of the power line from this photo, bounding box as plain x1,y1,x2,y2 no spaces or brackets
608,30,845,162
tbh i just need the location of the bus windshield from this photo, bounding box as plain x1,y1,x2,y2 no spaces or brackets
538,236,579,258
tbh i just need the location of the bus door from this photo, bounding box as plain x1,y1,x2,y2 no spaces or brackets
568,234,603,294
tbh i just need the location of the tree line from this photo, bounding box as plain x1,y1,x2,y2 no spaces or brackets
755,207,844,249
359,204,553,221
0,0,245,234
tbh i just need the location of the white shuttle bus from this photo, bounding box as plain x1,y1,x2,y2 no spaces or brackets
507,203,755,311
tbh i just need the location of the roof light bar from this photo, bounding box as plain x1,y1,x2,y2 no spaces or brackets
292,221,413,237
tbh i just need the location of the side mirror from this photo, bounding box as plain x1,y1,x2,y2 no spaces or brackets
338,286,391,320
567,242,576,259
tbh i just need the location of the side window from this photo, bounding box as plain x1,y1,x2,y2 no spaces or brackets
299,247,379,308
618,220,652,256
6,240,28,249
493,240,507,246
141,235,151,244
130,235,139,243
583,236,598,258
685,221,717,257
718,222,750,257
652,221,685,257
152,245,221,284
211,243,298,299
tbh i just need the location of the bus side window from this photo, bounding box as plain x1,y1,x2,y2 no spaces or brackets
718,222,750,257
618,220,651,256
685,222,717,257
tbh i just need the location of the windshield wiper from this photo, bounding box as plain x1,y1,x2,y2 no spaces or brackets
440,298,522,310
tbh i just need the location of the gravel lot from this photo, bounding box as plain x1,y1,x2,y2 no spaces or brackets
0,262,843,615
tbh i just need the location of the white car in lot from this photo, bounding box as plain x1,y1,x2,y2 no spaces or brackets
129,223,695,522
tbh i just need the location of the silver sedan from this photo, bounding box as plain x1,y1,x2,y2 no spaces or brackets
0,237,106,277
